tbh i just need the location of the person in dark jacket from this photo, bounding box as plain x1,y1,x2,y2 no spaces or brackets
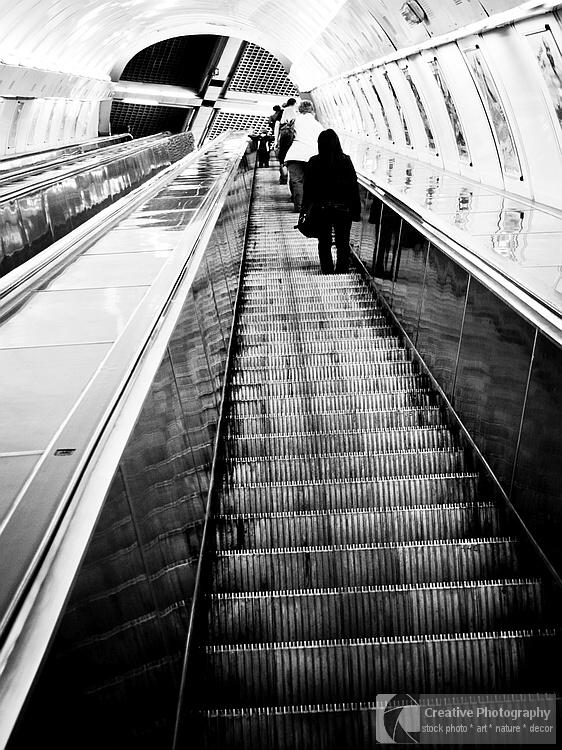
301,129,361,273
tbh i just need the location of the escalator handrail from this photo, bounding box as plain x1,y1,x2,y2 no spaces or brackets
0,132,176,203
172,143,258,750
0,132,132,166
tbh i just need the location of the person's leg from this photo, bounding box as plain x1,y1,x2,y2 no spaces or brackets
278,162,287,184
334,215,353,272
290,162,306,212
317,221,334,274
285,161,300,207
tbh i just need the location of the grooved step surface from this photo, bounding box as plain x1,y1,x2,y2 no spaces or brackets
206,579,544,643
200,630,559,707
219,473,480,513
210,538,523,592
213,503,501,549
182,164,560,748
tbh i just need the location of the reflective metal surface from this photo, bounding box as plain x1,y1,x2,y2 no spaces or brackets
387,221,428,342
512,332,562,572
0,133,194,278
346,137,562,314
357,192,562,586
0,343,112,454
5,146,255,748
372,203,401,304
417,245,469,399
455,279,535,489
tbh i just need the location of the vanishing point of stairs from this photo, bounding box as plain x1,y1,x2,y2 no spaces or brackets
186,165,559,748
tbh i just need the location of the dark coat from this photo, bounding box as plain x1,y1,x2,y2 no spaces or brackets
302,153,361,221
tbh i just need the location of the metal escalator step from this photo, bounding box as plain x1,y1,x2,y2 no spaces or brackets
235,348,411,369
225,448,466,484
200,629,560,706
237,327,395,343
229,391,439,416
237,317,388,332
241,302,382,315
206,579,544,643
237,338,403,356
230,361,418,384
210,538,523,592
226,427,455,458
219,473,479,513
213,502,501,550
239,309,384,321
228,406,444,435
192,702,378,750
240,287,373,301
229,376,430,400
242,277,365,289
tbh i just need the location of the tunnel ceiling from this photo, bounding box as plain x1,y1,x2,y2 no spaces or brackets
1,0,528,90
120,35,221,94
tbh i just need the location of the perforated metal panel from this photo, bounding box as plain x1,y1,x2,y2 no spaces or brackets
110,101,191,138
206,111,268,140
228,42,298,96
121,35,218,89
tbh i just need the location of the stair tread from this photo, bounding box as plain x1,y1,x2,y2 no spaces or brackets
214,501,496,519
207,577,541,598
230,426,450,439
213,536,518,556
203,627,560,652
224,471,479,488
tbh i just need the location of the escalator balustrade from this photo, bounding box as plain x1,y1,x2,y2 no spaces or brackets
184,166,560,748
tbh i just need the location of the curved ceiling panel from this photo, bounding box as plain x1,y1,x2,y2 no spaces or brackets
0,0,526,88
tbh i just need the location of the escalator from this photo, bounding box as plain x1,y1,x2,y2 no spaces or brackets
181,166,561,748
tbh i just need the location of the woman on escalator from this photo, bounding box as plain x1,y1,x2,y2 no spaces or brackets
301,128,361,274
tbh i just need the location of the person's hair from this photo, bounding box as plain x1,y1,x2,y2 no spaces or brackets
317,128,345,165
273,105,282,112
286,97,296,106
298,100,315,114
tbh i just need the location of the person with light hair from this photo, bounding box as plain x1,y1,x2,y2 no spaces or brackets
283,99,324,212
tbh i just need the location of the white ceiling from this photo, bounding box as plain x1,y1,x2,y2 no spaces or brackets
0,0,527,89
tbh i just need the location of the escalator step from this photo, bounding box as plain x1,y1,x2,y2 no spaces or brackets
219,473,479,513
237,327,395,343
237,317,388,332
210,537,523,592
231,361,418,383
199,630,560,706
239,310,385,322
235,348,411,368
229,391,439,417
226,426,455,458
237,339,403,356
224,449,466,483
229,375,431,399
192,702,378,750
205,579,544,643
213,502,502,550
241,302,382,315
228,406,444,435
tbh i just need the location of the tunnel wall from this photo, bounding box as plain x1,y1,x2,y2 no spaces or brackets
7,150,256,750
352,185,562,578
311,8,562,210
